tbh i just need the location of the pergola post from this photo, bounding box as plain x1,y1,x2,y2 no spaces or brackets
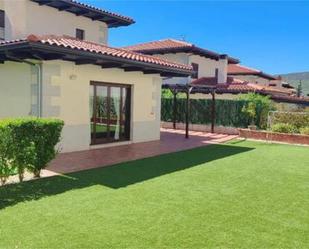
185,86,190,139
211,90,216,133
172,89,177,129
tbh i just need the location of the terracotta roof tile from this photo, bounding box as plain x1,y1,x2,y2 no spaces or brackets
123,39,239,64
228,64,277,80
0,35,193,72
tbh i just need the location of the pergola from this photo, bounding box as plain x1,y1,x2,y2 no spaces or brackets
163,83,309,139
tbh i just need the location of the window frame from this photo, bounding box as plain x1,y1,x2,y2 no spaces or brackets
0,10,4,28
191,63,199,79
75,28,85,40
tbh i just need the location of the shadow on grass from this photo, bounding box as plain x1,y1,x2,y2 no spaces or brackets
0,144,253,210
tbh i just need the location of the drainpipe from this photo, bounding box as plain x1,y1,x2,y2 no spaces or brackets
6,56,42,117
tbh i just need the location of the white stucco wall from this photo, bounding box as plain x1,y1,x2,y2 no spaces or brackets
41,60,162,152
1,0,108,44
0,61,37,118
154,52,228,85
189,55,227,83
154,53,190,85
0,60,162,152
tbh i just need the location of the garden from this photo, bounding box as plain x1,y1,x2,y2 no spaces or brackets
0,140,308,248
161,91,309,144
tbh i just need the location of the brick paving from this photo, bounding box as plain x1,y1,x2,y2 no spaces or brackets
46,128,237,175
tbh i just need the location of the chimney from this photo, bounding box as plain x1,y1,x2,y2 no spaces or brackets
218,54,228,84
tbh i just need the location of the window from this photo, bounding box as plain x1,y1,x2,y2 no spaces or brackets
76,28,85,40
191,63,199,79
0,10,4,40
215,68,219,82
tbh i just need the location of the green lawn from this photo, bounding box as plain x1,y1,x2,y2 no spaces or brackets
0,140,308,248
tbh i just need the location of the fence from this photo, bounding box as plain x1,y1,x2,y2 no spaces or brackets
161,98,259,128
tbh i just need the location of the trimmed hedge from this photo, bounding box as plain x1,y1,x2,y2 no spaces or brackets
0,118,64,184
161,98,270,128
271,123,299,134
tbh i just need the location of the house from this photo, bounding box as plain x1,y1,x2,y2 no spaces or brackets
0,0,192,152
124,40,302,102
227,64,277,86
123,39,239,86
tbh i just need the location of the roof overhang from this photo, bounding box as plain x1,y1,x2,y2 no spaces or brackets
135,46,240,64
30,0,135,28
0,42,192,77
228,72,277,80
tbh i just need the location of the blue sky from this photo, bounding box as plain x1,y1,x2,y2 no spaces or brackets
84,0,308,74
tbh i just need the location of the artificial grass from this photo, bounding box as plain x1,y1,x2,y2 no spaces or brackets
0,140,308,248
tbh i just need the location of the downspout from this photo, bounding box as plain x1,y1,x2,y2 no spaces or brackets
6,56,42,117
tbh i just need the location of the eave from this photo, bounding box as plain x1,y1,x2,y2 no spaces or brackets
0,42,192,77
30,0,135,28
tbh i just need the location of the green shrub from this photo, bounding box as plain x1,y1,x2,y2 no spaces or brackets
300,127,309,135
271,112,309,129
271,123,299,134
238,93,275,129
0,118,64,182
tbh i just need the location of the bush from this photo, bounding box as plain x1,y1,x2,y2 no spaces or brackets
238,93,275,129
270,112,309,129
0,118,64,183
271,123,299,134
300,127,309,135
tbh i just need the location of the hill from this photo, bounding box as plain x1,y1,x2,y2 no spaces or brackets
279,72,309,96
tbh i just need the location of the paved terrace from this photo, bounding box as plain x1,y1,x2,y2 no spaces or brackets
5,129,237,184
47,128,237,175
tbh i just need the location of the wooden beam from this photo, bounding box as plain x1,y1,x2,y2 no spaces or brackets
173,91,177,129
123,67,142,72
75,59,95,65
143,70,159,74
38,0,53,6
75,10,89,16
211,90,216,133
58,5,72,11
101,62,122,69
185,86,190,139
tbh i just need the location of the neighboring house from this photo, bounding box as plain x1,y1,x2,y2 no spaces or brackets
123,39,239,85
0,0,192,152
124,39,299,101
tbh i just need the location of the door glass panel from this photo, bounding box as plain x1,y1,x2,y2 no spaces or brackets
90,85,95,140
95,86,108,142
110,87,121,140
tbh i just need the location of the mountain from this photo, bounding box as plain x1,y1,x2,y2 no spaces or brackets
279,72,309,96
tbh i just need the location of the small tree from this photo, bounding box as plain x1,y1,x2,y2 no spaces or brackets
238,93,275,129
297,80,303,97
241,102,257,126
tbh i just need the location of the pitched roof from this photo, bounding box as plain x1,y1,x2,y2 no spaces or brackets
191,77,294,95
30,0,134,28
123,39,239,64
0,35,193,76
228,64,277,80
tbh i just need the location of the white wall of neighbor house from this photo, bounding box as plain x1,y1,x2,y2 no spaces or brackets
1,0,108,44
188,54,227,83
154,53,190,85
0,61,38,118
154,52,228,85
41,60,162,152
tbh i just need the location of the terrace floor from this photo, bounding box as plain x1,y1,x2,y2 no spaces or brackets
45,128,237,176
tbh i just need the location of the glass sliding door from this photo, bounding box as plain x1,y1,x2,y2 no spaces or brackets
90,82,131,145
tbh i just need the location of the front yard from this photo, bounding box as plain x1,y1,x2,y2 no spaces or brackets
0,140,308,248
